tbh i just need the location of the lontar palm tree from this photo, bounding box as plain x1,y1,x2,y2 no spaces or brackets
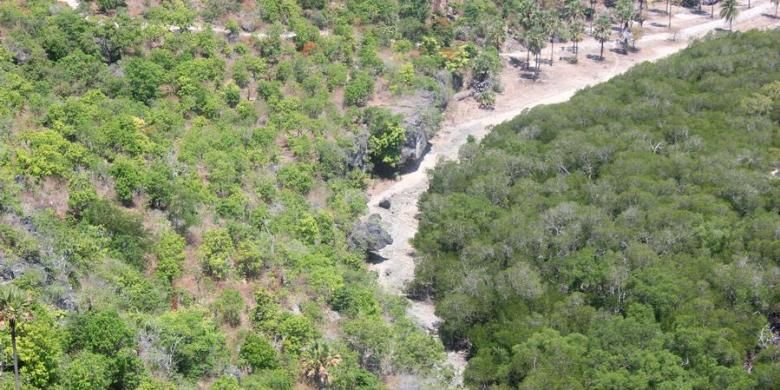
0,285,32,390
593,14,612,60
300,341,342,389
720,0,739,31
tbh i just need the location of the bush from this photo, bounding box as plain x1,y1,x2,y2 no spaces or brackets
61,352,113,390
199,228,234,279
154,308,227,378
69,309,134,355
212,289,244,327
240,333,278,371
277,163,314,194
344,72,374,107
330,285,380,317
154,230,186,283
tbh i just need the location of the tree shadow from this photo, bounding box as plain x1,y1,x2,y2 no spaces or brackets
691,9,709,15
761,13,779,19
366,251,388,264
650,22,668,27
587,54,605,61
649,8,668,14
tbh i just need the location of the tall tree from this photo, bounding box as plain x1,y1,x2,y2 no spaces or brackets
570,18,586,60
593,14,612,60
0,286,32,390
720,0,739,31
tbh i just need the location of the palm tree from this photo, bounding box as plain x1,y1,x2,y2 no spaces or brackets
526,27,546,78
300,341,341,389
0,285,32,390
593,14,612,60
720,0,739,31
570,18,586,61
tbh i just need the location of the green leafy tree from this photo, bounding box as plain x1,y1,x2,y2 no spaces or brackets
364,108,407,168
125,58,165,104
61,352,113,390
68,310,134,355
344,72,374,107
199,228,234,279
239,333,278,371
211,289,244,327
154,230,186,284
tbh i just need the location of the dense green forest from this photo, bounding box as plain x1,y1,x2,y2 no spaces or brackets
0,0,515,388
412,30,780,388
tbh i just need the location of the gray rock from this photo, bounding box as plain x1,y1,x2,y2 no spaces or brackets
348,214,392,253
240,19,256,32
7,42,31,65
346,132,370,172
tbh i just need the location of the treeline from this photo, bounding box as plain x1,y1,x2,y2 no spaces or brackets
412,30,780,388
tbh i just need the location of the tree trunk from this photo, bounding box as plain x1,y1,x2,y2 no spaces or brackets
600,40,604,59
11,320,19,390
668,1,673,29
748,0,751,8
711,3,715,18
526,48,531,69
550,39,554,66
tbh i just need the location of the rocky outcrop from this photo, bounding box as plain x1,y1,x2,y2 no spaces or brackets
348,214,392,253
346,132,370,172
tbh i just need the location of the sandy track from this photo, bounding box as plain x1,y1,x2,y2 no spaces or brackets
367,3,779,385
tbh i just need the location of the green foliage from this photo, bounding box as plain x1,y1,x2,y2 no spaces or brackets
239,333,278,371
68,309,134,355
125,58,165,104
199,228,234,279
16,130,88,178
330,285,380,317
212,289,244,327
82,199,148,268
277,163,314,194
414,31,780,388
61,351,113,390
364,108,406,168
153,308,227,378
344,72,375,107
154,230,186,283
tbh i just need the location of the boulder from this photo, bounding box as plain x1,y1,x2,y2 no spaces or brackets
378,199,391,209
346,132,370,172
348,214,392,253
7,42,31,65
240,19,256,33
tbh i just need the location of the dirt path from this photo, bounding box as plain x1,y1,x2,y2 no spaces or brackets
367,4,779,386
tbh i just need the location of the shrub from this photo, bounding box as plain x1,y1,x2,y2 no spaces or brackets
277,163,314,194
212,289,244,327
69,309,134,355
239,333,278,371
199,228,234,279
61,352,113,390
154,230,186,284
344,72,374,107
154,308,227,378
